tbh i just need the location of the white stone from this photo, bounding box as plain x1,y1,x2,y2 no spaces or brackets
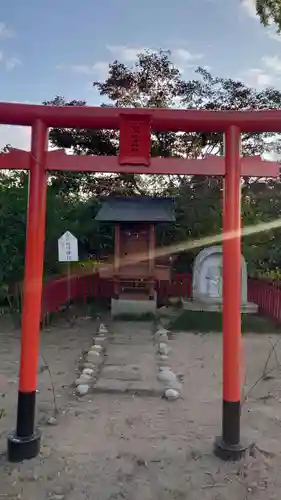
87,350,101,363
158,343,170,356
158,369,182,390
159,354,169,361
75,374,92,386
158,369,176,383
99,324,108,334
90,344,103,353
47,416,58,425
156,326,169,335
83,362,96,370
94,336,107,347
165,388,180,401
167,379,182,390
155,328,169,342
82,368,94,377
76,384,89,395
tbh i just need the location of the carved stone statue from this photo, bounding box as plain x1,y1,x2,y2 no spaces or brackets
206,265,222,299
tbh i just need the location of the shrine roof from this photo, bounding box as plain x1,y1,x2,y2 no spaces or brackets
95,196,175,223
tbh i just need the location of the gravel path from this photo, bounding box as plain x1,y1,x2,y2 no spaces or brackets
94,320,164,396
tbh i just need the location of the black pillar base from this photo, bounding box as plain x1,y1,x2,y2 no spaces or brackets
7,429,41,463
214,436,247,461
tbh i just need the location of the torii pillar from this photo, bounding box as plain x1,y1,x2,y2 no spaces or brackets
214,126,246,460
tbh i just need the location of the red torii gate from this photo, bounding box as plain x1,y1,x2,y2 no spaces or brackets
0,104,279,463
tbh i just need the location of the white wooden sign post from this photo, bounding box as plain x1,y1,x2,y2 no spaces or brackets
58,231,79,306
58,231,79,263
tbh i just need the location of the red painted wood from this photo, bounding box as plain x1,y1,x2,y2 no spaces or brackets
2,102,281,133
119,114,151,166
222,125,241,402
0,148,278,177
18,121,48,393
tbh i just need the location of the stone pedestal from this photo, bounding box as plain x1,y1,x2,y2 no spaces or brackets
182,298,258,314
111,295,157,317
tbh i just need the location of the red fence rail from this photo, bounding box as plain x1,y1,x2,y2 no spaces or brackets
42,273,192,314
38,272,281,324
248,278,281,323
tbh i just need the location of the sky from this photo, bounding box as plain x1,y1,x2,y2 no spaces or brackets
0,0,281,150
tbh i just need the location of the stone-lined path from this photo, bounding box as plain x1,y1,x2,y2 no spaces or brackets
93,321,163,396
75,319,182,399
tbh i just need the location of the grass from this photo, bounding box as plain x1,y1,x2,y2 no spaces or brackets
169,310,281,334
112,312,156,321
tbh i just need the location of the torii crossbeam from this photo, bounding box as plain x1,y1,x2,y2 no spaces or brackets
1,147,278,177
0,103,279,464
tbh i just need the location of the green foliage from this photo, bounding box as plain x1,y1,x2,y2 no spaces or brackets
0,172,28,292
113,312,156,321
256,0,281,32
169,310,280,333
256,268,281,281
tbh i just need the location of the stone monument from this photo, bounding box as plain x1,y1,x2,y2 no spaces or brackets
183,245,258,313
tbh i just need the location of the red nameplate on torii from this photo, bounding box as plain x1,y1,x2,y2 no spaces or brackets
119,113,151,166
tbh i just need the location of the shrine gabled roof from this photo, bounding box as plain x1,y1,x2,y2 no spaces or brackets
94,196,175,223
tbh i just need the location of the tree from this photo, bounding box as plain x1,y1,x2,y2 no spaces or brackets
0,172,28,291
49,51,281,189
255,0,281,32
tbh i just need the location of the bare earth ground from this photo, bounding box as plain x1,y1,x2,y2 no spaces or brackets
1,311,281,499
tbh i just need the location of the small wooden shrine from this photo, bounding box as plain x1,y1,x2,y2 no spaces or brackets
95,196,175,315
